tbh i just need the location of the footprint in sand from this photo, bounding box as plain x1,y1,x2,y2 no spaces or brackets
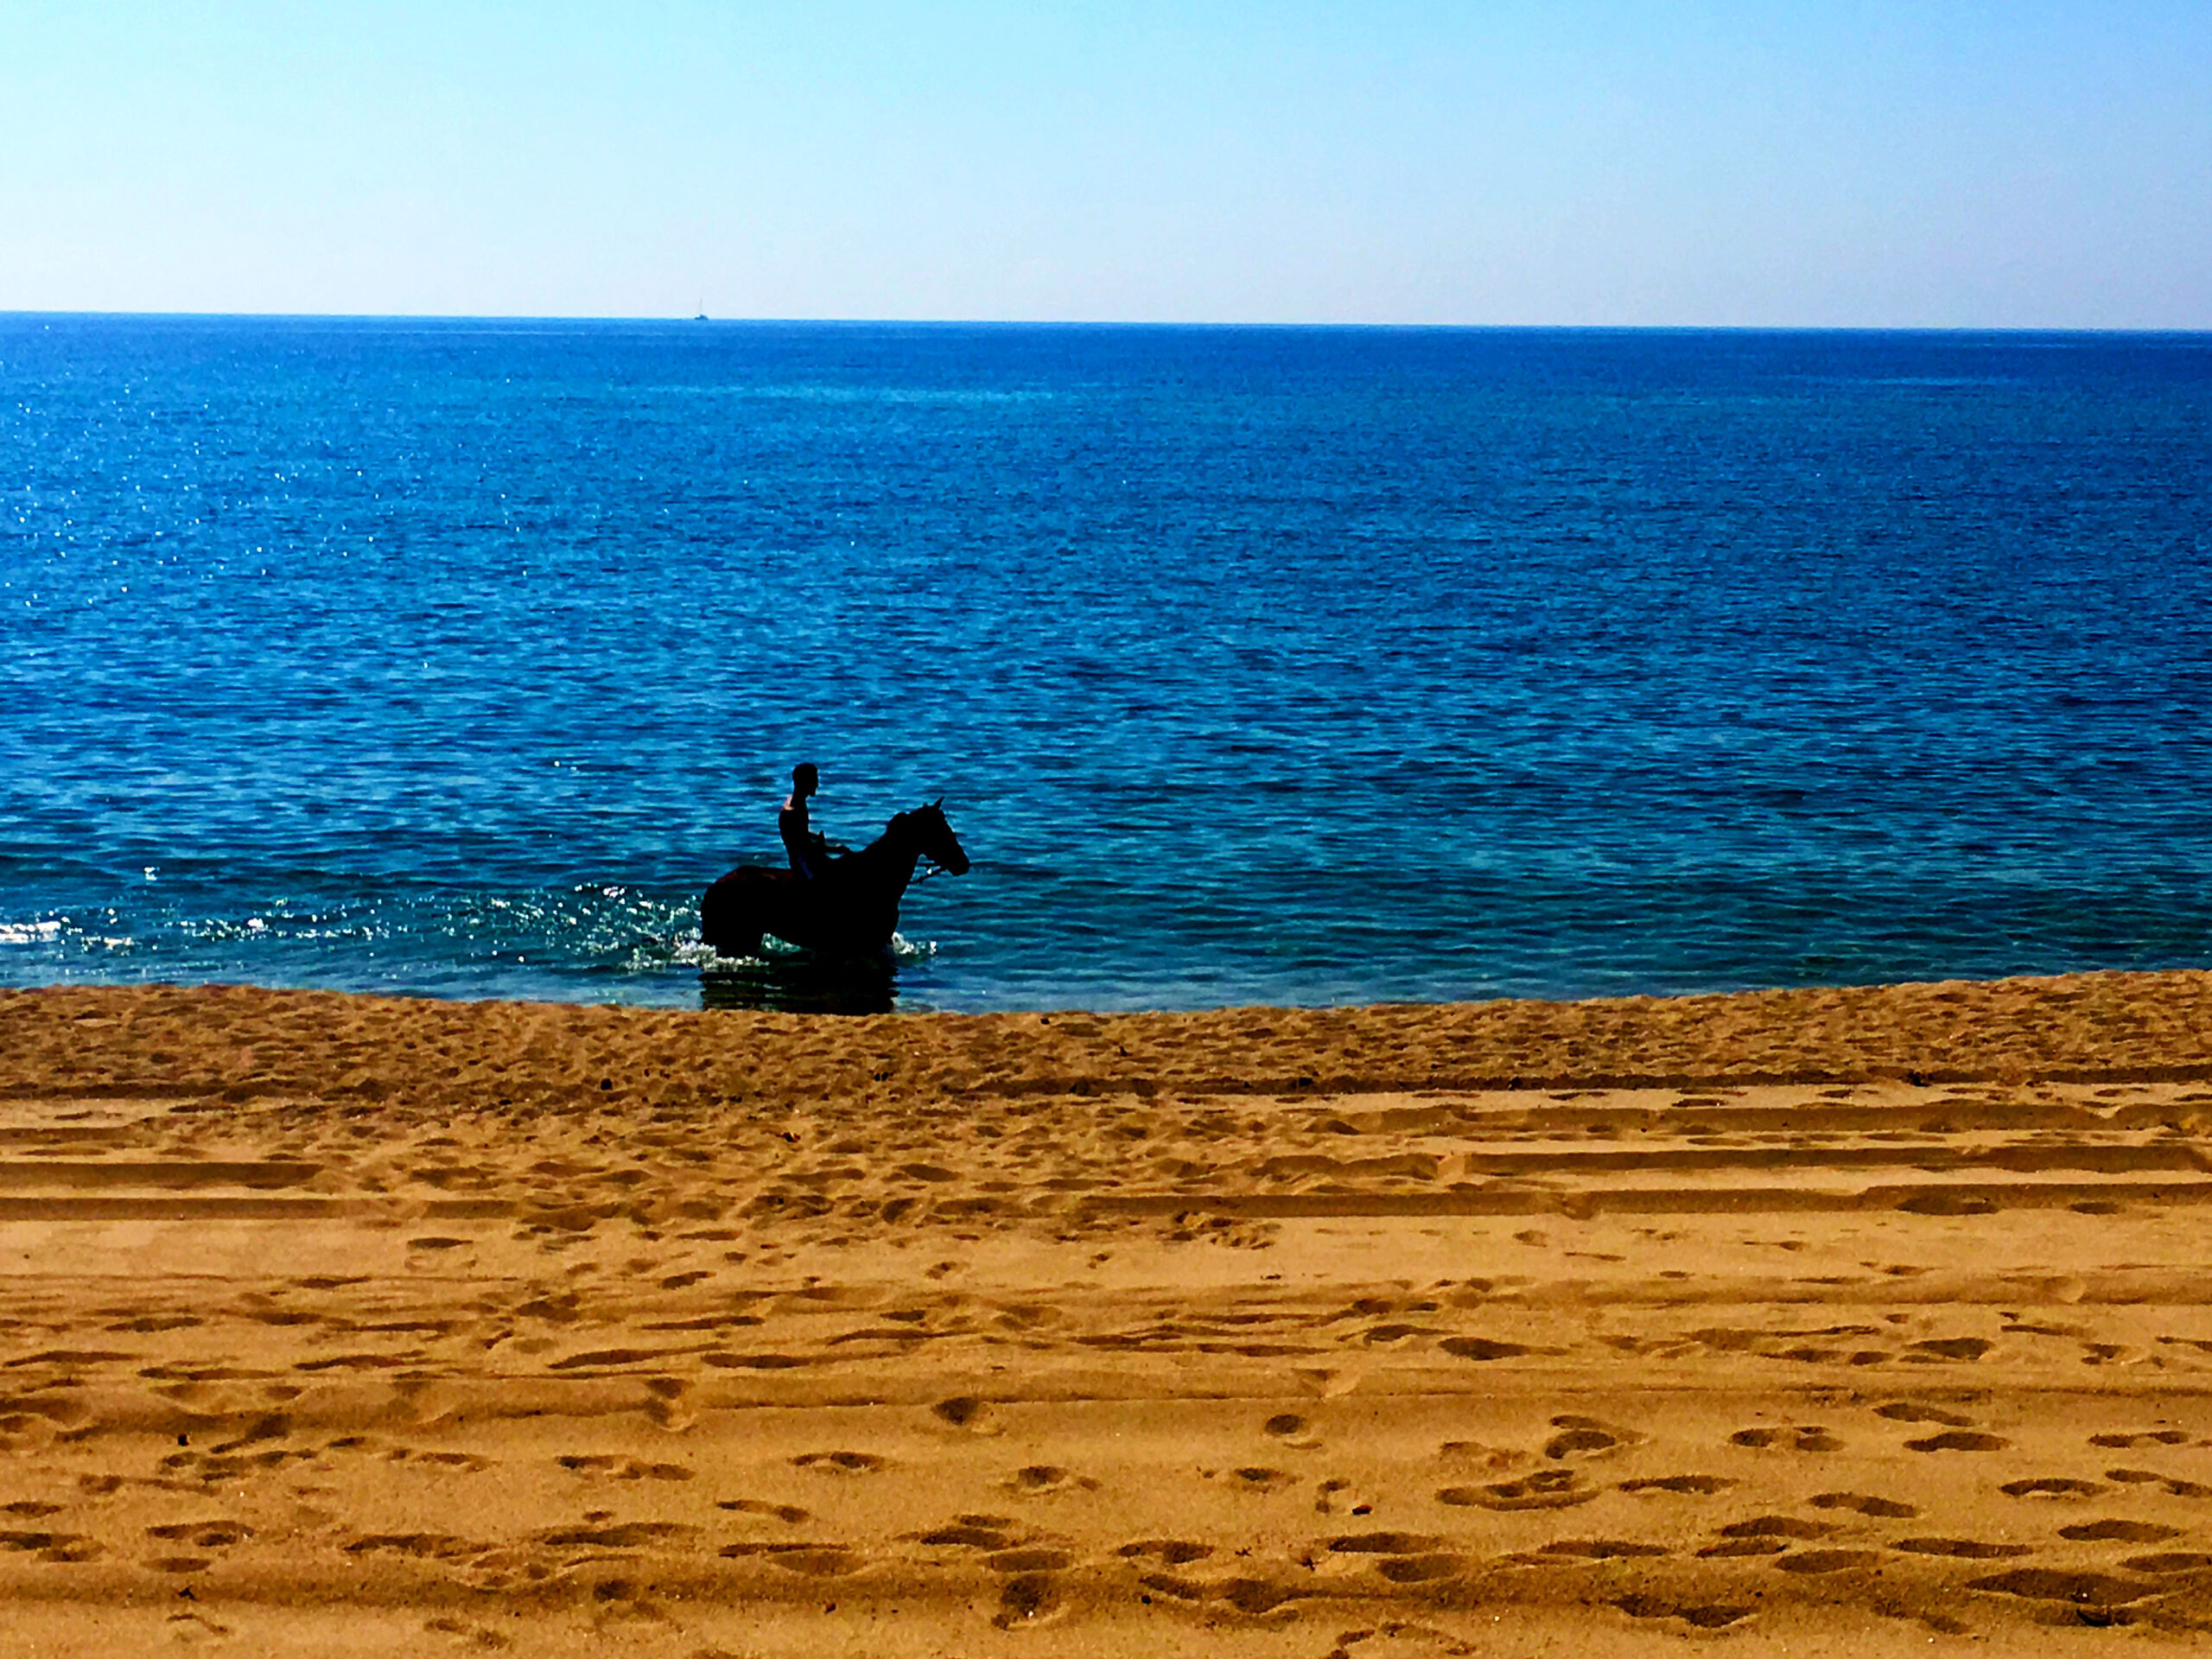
536,1521,697,1548
988,1547,1073,1573
1438,1337,1531,1362
345,1535,482,1561
1,1530,101,1563
1312,1477,1376,1516
915,1515,1022,1549
1699,1536,1789,1558
1965,1568,2158,1609
1698,1517,1829,1559
2000,1478,2107,1500
2089,1429,2190,1448
145,1521,252,1548
1543,1414,1641,1460
1006,1464,1099,1497
719,1498,810,1523
792,1450,887,1476
719,1542,861,1576
1615,1594,1754,1630
1262,1412,1317,1446
1621,1475,1733,1497
1368,1552,1464,1583
994,1569,1065,1629
1440,1440,1529,1474
2081,1342,2147,1366
1716,1530,1822,1557
547,1346,695,1372
1891,1538,2031,1559
1439,1470,1596,1511
1117,1539,1214,1566
1905,1431,2010,1452
397,1450,490,1471
1905,1338,1993,1363
644,1376,694,1430
2107,1467,2212,1497
1811,1492,1918,1518
1873,1402,1976,1427
1328,1530,1445,1557
555,1454,693,1482
1729,1425,1842,1452
424,1614,513,1649
1530,1539,1667,1562
931,1396,999,1433
2060,1520,2183,1543
1774,1550,1880,1574
1140,1573,1305,1618
702,1351,808,1371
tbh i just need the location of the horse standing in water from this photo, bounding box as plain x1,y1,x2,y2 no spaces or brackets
700,800,969,959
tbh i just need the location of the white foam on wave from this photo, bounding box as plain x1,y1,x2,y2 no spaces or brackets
888,931,937,963
671,935,758,970
675,930,936,971
0,919,63,946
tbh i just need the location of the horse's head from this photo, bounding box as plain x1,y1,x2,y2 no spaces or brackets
906,798,970,877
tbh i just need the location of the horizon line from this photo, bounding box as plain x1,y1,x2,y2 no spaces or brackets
4,309,2209,337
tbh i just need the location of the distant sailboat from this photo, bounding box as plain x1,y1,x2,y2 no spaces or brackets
694,296,709,321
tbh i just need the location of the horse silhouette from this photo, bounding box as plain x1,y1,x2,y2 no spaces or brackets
701,799,969,959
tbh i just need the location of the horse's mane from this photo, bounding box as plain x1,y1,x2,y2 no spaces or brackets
856,802,943,861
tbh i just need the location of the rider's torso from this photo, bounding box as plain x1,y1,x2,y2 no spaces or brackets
780,803,827,878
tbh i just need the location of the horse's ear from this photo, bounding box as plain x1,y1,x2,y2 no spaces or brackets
933,795,944,809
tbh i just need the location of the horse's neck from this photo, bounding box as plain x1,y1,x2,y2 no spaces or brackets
849,822,919,892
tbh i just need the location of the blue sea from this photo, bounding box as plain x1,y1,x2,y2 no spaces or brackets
4,317,2209,1013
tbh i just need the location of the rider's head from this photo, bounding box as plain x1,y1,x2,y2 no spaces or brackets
791,762,818,798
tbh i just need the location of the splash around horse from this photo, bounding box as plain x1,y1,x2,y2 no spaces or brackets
700,799,969,960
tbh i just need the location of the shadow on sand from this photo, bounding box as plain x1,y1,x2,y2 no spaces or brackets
699,953,899,1015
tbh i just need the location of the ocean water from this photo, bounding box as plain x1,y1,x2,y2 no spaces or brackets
4,317,2209,1013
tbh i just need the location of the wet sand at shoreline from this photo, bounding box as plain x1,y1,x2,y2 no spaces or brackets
3,971,2211,1654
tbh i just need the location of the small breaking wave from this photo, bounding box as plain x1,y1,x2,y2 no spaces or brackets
683,930,934,970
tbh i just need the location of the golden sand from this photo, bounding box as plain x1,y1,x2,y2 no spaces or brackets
2,970,2211,1654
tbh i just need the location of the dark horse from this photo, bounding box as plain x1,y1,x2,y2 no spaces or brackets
700,800,969,960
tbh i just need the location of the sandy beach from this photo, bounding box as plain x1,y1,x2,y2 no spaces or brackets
3,970,2211,1653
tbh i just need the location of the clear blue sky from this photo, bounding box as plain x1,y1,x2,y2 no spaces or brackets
3,1,2207,325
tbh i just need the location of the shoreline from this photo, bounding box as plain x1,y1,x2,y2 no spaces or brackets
8,967,2212,1106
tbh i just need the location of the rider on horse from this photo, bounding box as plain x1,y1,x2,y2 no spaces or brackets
779,763,846,883
703,772,969,961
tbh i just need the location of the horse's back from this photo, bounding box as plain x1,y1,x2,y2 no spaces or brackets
701,864,791,955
